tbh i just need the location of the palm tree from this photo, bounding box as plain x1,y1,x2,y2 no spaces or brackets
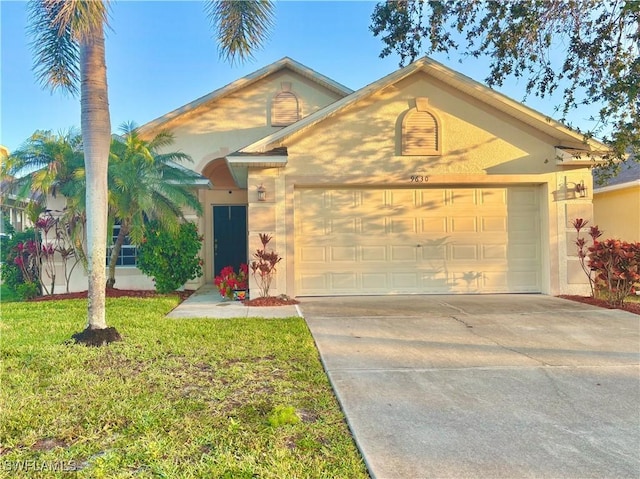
205,0,275,64
0,129,85,205
26,0,274,344
0,130,86,294
28,0,112,341
0,129,88,273
106,123,203,288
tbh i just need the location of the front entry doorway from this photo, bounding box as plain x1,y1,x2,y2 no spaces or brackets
213,205,247,277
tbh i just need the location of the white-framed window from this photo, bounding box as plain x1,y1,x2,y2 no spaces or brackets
402,97,441,156
107,223,138,267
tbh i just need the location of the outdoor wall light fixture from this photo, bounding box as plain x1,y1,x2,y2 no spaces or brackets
257,184,266,202
574,180,587,198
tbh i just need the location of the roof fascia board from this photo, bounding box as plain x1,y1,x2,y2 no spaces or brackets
226,156,288,167
225,156,287,188
555,147,609,166
594,180,640,194
238,65,407,153
419,58,608,151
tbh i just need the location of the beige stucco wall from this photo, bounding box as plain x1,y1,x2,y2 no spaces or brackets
146,68,344,288
154,69,345,175
248,72,594,297
277,73,563,180
594,185,640,242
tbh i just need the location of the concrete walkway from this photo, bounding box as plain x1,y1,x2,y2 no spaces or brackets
299,295,640,479
166,284,301,319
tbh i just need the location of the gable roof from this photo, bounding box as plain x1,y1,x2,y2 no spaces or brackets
138,57,353,135
237,56,609,155
594,157,640,192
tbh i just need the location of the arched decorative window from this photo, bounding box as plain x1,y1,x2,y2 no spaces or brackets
402,97,440,156
271,82,300,127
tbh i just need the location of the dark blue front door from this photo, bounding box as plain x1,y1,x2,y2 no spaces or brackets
213,205,247,277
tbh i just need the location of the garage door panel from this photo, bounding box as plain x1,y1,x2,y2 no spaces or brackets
450,189,477,205
295,187,541,295
420,217,448,233
388,190,416,206
418,190,447,208
480,188,507,205
332,273,358,289
330,218,357,234
390,217,417,234
299,246,326,262
361,246,386,261
482,272,508,289
391,273,420,289
361,217,386,234
482,244,508,260
450,244,478,260
391,245,418,261
450,217,478,233
482,217,507,232
331,246,357,262
300,273,327,291
509,244,538,261
330,190,358,208
362,273,387,289
510,188,538,206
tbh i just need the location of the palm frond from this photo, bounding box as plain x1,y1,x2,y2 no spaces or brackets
205,0,275,64
27,0,110,94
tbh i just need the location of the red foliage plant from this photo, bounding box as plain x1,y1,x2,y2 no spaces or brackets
250,233,282,298
588,239,640,306
214,264,249,300
572,218,640,306
572,218,603,297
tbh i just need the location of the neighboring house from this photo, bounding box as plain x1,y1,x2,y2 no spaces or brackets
1,146,32,235
44,57,612,295
593,158,640,242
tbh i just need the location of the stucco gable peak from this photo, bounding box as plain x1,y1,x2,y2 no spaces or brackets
138,57,353,136
241,55,608,154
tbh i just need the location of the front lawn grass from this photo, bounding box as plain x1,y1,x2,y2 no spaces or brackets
0,297,369,478
0,284,21,303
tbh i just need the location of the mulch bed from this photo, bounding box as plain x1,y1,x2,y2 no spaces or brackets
28,288,299,307
243,296,300,307
29,288,196,302
27,290,636,314
558,295,640,316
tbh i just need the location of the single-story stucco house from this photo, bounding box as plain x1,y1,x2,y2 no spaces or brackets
50,57,612,296
593,158,640,242
1,146,33,236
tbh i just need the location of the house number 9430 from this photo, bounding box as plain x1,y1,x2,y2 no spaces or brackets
410,175,429,183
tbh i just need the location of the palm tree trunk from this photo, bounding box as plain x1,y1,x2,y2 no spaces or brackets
107,223,129,289
80,22,110,330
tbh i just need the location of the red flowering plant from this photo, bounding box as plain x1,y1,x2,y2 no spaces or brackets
214,263,249,299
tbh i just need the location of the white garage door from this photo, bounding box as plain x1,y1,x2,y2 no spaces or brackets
294,187,541,295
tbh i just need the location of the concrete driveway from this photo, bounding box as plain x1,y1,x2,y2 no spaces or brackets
300,295,640,479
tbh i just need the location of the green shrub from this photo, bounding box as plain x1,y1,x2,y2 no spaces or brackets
15,281,40,300
137,220,203,293
1,226,40,295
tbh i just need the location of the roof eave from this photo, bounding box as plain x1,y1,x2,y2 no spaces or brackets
225,156,288,188
555,147,612,167
594,180,640,194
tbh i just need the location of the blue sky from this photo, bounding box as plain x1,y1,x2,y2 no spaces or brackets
1,1,595,153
